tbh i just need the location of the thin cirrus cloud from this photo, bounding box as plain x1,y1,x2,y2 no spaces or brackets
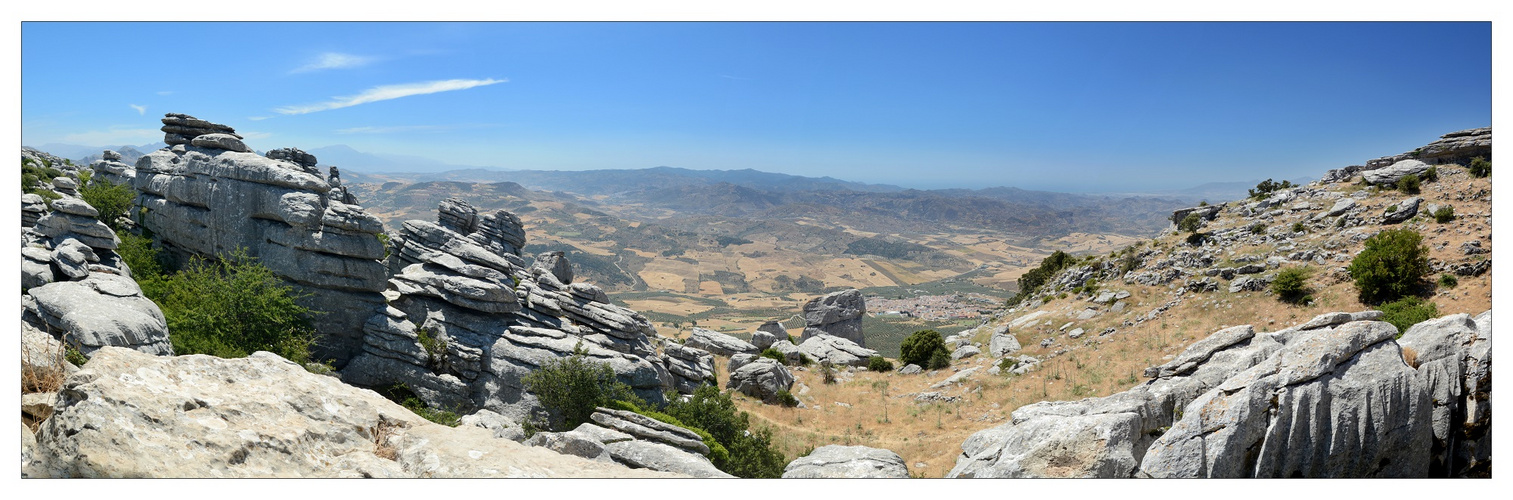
290,52,378,74
129,104,147,115
335,123,498,134
273,78,506,115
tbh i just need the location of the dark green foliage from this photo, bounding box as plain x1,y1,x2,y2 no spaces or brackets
1438,273,1459,288
1198,200,1209,206
1468,156,1490,178
759,348,786,363
1270,267,1312,305
714,235,753,247
1291,222,1305,233
1347,229,1430,304
664,385,787,478
867,356,894,372
776,389,799,407
821,362,837,384
1423,165,1438,182
1248,178,1295,199
1433,205,1455,223
115,230,171,281
1249,223,1267,235
1397,174,1421,194
1379,297,1439,338
154,249,317,364
928,349,951,370
65,346,89,367
997,357,1020,373
1177,213,1202,233
1185,232,1207,247
1009,250,1074,304
79,177,136,230
1118,251,1141,274
608,399,729,465
416,326,446,367
522,344,637,432
378,384,461,427
899,329,948,368
844,236,932,260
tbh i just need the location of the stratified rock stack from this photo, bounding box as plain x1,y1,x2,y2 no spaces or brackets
344,198,672,422
782,445,910,478
133,114,389,365
21,193,47,227
1416,127,1492,165
799,288,866,346
89,150,136,186
265,147,320,175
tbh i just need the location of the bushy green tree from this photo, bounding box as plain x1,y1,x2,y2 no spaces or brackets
867,356,894,372
155,249,317,364
1468,156,1490,178
664,385,787,478
1379,297,1439,338
1177,213,1202,232
1433,205,1455,223
1397,173,1421,194
1347,229,1430,304
523,344,637,431
79,177,136,230
899,329,948,368
1270,267,1312,304
1248,178,1294,199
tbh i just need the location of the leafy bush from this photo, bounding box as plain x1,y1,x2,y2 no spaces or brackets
1249,223,1266,235
1379,297,1439,337
1270,267,1312,304
997,357,1020,373
1438,273,1458,288
928,349,952,370
1468,156,1490,178
1397,174,1421,194
776,389,799,407
759,348,786,364
607,399,729,465
1185,232,1207,247
378,384,460,427
1433,205,1455,223
115,230,172,281
867,356,894,372
1177,213,1202,232
1009,250,1075,304
1347,229,1430,304
522,344,637,431
664,385,787,478
154,249,317,365
1423,165,1438,182
899,329,948,368
1248,178,1294,199
1291,222,1305,233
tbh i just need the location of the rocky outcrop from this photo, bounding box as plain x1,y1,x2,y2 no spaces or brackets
342,198,671,422
727,357,795,404
22,193,47,227
988,326,1021,357
1396,313,1492,477
1170,205,1221,225
1382,196,1421,224
799,288,866,346
686,327,759,357
265,147,319,174
526,408,731,478
1363,159,1432,186
950,310,1491,478
23,273,172,356
133,114,389,365
796,333,878,367
1415,127,1491,165
750,321,785,350
34,198,118,251
28,347,678,478
663,342,716,393
89,149,136,186
782,445,910,478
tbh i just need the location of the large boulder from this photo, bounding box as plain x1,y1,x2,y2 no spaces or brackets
25,273,172,356
727,358,795,404
1396,313,1493,477
988,326,1021,357
796,333,878,368
685,327,759,357
524,408,731,478
1382,196,1422,224
662,342,716,394
782,445,910,478
799,288,866,346
1414,127,1491,165
1363,159,1432,186
30,347,679,478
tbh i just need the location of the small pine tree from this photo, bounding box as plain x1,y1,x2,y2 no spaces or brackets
1270,267,1312,304
899,329,948,368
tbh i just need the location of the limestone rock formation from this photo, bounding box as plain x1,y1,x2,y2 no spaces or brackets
24,273,172,356
532,250,573,285
727,357,795,404
782,445,910,478
988,325,1021,357
799,288,866,346
343,198,672,422
796,333,878,367
89,150,137,186
663,342,716,393
22,193,47,227
265,147,319,175
29,347,678,478
1396,313,1493,477
133,114,389,364
1363,159,1432,186
1415,127,1492,165
1382,196,1422,224
524,407,730,477
685,327,759,357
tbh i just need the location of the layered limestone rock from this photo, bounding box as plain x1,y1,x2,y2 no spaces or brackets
343,198,672,423
1363,159,1432,186
133,114,388,365
24,273,172,356
663,342,716,393
1415,127,1492,165
89,149,136,186
948,310,1490,478
28,347,679,478
685,327,758,357
799,288,866,346
21,193,47,227
525,408,730,478
782,445,910,478
727,357,794,404
796,333,878,367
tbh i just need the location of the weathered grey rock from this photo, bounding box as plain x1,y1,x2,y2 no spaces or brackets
766,339,804,365
264,147,319,174
931,367,979,389
988,325,1020,357
1228,275,1270,293
437,198,479,233
32,348,677,478
749,330,779,351
1414,127,1491,165
22,193,48,227
471,209,527,258
190,133,251,152
663,342,716,393
782,445,910,478
51,239,98,281
1363,159,1432,186
1326,198,1358,217
727,357,795,404
49,198,98,218
686,327,759,357
525,430,614,462
25,273,171,356
51,176,78,195
799,288,866,346
531,251,574,285
600,438,730,478
1144,325,1255,379
22,246,56,290
34,210,118,250
898,364,923,375
1382,196,1422,224
459,409,527,442
1396,312,1493,477
797,333,878,367
1170,205,1221,225
591,408,709,456
727,353,758,373
952,345,981,361
756,320,788,345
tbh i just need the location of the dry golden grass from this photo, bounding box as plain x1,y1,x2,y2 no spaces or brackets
1401,346,1420,369
21,336,69,395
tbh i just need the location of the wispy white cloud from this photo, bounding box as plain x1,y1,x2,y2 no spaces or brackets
291,52,378,74
156,90,174,96
61,127,161,145
274,78,506,115
129,104,147,115
335,123,498,134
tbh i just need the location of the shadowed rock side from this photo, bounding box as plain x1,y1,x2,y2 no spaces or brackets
800,288,866,346
24,347,681,478
341,197,673,423
132,114,388,365
947,310,1490,478
782,445,910,478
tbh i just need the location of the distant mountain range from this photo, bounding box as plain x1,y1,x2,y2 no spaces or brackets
27,142,167,163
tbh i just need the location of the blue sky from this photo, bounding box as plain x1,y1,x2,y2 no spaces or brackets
21,22,1491,192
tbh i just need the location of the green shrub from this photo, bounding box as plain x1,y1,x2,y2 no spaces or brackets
1291,222,1305,233
522,344,637,432
1249,223,1266,235
1270,267,1312,304
1177,213,1202,232
608,399,728,465
1433,205,1455,223
1423,165,1438,182
78,177,136,230
416,326,447,367
115,230,171,281
1438,273,1459,288
997,357,1020,373
1468,156,1490,178
867,356,894,372
899,329,948,368
1347,229,1430,304
1397,174,1421,194
378,384,460,427
155,249,317,365
1185,232,1207,247
759,348,786,364
776,389,799,407
1379,297,1439,337
928,349,952,370
1009,250,1075,304
1248,178,1294,199
664,385,787,478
